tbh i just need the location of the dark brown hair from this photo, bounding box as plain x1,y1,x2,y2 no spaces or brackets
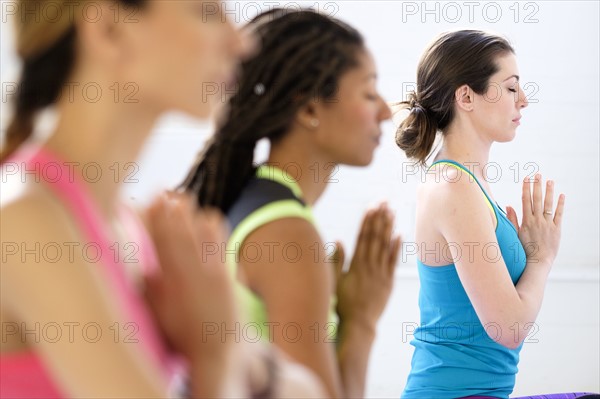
395,30,514,164
1,0,144,162
181,9,365,213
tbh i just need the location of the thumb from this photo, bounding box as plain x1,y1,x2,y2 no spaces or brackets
506,206,520,232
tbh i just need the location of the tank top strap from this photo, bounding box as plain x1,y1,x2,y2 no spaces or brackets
429,159,498,226
22,145,114,255
12,145,181,380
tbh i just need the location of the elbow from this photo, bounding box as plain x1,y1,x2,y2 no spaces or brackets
496,337,523,350
482,321,525,350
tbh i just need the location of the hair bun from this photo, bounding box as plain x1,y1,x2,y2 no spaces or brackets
408,92,425,113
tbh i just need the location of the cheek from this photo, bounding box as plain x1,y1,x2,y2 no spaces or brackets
134,23,224,114
346,101,377,130
479,95,509,122
163,27,213,78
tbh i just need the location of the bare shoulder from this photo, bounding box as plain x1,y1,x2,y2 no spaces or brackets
239,216,331,299
1,182,80,264
246,216,321,246
1,184,167,396
419,164,493,225
241,216,323,267
1,184,104,316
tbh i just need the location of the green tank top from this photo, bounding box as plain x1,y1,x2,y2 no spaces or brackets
226,165,338,341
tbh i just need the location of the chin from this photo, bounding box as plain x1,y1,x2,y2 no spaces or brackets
348,154,374,167
496,129,517,143
179,103,213,121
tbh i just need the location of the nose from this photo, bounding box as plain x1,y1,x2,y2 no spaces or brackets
517,85,529,109
226,22,258,61
379,95,392,121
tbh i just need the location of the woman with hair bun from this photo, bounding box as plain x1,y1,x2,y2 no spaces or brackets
396,30,596,399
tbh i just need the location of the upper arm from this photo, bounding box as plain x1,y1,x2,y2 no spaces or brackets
239,217,341,398
1,195,169,398
433,179,522,336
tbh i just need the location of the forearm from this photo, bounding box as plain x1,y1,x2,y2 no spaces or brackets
188,346,240,398
336,319,376,398
511,260,552,343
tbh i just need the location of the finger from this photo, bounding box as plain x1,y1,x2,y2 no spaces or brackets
154,199,200,276
522,176,533,222
553,194,566,227
355,209,374,265
388,235,402,275
144,208,158,244
191,210,230,269
147,195,171,244
368,205,386,267
177,193,197,219
171,198,198,238
543,180,555,218
194,208,228,248
378,207,394,267
532,173,543,216
506,206,520,232
147,192,170,224
205,208,231,238
166,189,191,203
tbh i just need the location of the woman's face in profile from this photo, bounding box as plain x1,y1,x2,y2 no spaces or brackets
118,0,248,119
312,50,392,167
471,53,529,143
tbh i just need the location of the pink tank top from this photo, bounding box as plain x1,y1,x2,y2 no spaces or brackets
0,145,184,398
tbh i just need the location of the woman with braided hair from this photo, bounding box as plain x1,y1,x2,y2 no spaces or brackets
182,8,401,398
1,1,324,398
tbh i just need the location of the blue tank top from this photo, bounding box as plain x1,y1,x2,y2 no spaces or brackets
402,160,527,399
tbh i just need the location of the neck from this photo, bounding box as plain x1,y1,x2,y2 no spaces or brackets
44,91,160,218
267,128,331,206
435,117,492,180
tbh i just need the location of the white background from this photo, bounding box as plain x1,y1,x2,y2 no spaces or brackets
1,1,598,396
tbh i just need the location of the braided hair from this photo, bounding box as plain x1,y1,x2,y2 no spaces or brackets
181,8,365,213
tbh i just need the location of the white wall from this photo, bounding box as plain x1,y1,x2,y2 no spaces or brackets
1,0,598,396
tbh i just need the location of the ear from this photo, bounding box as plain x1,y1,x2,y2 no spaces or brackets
75,2,126,67
295,98,322,131
454,84,474,112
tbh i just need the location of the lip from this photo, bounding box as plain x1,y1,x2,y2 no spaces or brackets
373,135,381,145
512,116,521,125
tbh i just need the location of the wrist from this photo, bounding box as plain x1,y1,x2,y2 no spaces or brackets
337,316,377,341
527,258,553,271
187,343,238,398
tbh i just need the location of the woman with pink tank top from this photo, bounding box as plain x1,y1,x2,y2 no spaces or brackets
0,1,323,398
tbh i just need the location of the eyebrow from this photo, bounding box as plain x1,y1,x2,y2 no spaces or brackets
503,74,520,82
